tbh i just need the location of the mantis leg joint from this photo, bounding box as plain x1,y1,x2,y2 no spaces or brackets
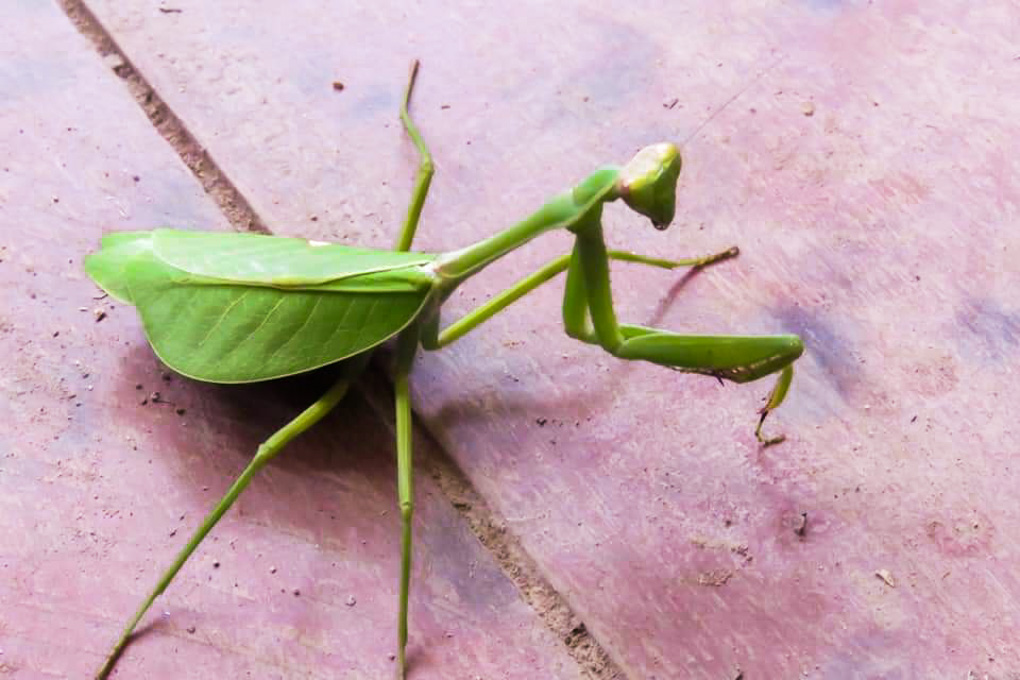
252,443,275,468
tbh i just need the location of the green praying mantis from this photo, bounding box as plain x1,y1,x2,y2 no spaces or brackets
85,61,803,678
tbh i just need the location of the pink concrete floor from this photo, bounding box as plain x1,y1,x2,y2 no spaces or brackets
3,1,1019,678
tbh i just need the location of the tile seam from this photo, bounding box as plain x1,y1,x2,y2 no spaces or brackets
59,0,270,234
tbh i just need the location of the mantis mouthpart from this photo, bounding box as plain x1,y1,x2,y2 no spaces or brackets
85,60,803,679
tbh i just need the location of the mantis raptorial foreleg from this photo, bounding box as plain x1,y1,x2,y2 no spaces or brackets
562,217,801,445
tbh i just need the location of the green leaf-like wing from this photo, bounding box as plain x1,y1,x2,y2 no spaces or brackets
84,230,436,383
152,229,435,285
83,231,155,303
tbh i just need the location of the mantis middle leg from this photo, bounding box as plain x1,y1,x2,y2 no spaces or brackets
394,60,434,253
421,246,739,349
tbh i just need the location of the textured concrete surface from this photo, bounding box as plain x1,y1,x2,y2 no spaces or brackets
0,2,583,678
6,0,1020,678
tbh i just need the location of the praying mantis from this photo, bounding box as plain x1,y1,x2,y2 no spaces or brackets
84,61,803,679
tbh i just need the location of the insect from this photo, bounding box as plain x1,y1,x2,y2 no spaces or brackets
85,61,803,679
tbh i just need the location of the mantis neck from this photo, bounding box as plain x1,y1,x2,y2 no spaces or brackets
434,166,620,292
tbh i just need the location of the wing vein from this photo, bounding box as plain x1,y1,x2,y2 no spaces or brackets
196,288,249,349
226,294,287,357
261,294,323,367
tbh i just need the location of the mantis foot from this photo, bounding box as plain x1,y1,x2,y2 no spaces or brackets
693,245,740,268
755,410,786,447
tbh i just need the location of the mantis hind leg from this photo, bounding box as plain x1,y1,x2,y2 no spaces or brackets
95,365,361,679
395,60,434,252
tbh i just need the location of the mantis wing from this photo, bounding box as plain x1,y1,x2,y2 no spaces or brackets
151,229,435,285
84,230,436,383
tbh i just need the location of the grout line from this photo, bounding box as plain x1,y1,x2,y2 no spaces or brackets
58,0,269,234
60,4,628,678
359,370,628,680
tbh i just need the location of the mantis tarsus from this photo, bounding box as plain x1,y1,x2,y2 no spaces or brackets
85,61,804,678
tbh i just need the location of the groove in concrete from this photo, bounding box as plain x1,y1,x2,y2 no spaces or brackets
58,0,269,234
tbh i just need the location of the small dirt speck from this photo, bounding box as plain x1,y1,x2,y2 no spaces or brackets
794,512,808,537
564,623,587,646
697,569,733,587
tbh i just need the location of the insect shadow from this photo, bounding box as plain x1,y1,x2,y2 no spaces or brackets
122,341,400,527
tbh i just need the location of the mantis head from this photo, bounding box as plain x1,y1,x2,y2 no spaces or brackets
616,143,681,230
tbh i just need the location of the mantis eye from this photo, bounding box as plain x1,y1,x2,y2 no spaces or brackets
617,143,681,230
